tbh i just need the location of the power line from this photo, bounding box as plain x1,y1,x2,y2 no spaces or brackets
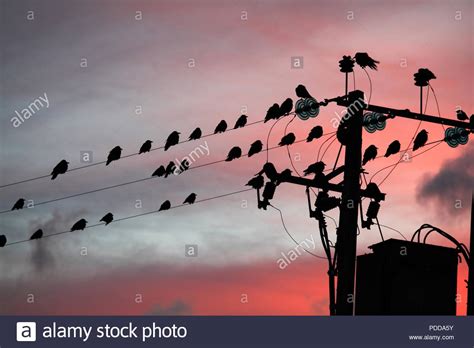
269,204,326,259
0,118,269,189
1,135,330,214
3,188,254,247
369,138,445,184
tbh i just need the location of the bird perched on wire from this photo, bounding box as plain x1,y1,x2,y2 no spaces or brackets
246,175,264,190
256,162,278,182
106,146,122,165
51,159,69,179
303,161,326,176
295,84,313,99
279,98,293,116
234,115,248,129
178,159,190,173
152,165,166,177
413,129,428,151
139,140,153,154
364,183,383,201
100,212,114,225
226,146,242,161
384,140,401,158
164,161,177,178
159,200,171,211
354,52,379,70
0,235,6,247
248,140,263,157
264,103,281,123
363,145,378,165
278,132,296,146
456,109,468,121
183,193,197,205
188,127,202,140
164,131,180,151
214,120,228,134
30,229,43,240
71,218,88,232
11,198,25,210
306,126,323,142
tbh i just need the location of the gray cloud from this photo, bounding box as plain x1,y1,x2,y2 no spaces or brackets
417,142,473,217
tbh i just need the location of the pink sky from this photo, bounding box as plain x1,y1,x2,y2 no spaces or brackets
0,0,472,315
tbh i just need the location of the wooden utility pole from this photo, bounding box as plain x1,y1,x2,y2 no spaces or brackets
334,90,364,315
259,82,473,316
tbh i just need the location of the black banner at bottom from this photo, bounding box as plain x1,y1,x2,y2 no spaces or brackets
1,316,473,347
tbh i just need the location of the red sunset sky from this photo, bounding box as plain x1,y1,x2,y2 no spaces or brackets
0,0,472,316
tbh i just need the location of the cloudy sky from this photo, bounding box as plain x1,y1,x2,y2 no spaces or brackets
0,0,472,315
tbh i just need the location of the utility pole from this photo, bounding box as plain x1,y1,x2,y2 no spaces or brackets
468,192,474,315
334,90,364,315
255,64,473,316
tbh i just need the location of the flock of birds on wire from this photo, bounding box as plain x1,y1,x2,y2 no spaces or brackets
1,52,471,248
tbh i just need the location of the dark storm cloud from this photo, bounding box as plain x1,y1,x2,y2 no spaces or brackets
417,143,473,216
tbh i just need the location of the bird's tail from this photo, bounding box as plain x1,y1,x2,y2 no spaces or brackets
51,173,58,180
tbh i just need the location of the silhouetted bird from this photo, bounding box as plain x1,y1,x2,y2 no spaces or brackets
257,162,278,181
279,133,296,146
365,182,383,200
30,229,43,240
71,218,87,232
413,129,428,151
178,159,190,173
159,200,171,211
306,126,323,142
139,140,153,154
189,127,202,140
100,212,114,225
164,131,180,151
183,193,197,204
248,140,263,157
0,235,6,247
164,161,176,178
234,115,247,129
11,198,25,210
51,159,69,180
152,165,166,177
304,161,326,176
295,84,313,99
384,140,401,158
214,120,227,134
363,145,378,165
264,103,281,123
456,110,468,121
354,52,379,70
279,98,293,115
246,175,264,190
226,146,242,161
106,146,122,165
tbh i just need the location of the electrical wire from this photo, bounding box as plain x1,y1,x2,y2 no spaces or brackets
372,86,431,186
0,118,269,189
369,137,445,185
3,188,254,247
269,204,326,259
0,138,309,214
